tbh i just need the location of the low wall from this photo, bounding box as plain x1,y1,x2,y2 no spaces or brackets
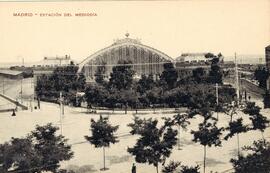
0,93,28,110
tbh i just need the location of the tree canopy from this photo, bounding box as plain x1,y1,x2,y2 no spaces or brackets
231,140,270,173
85,115,119,170
95,62,107,85
208,57,223,84
242,102,269,136
137,74,156,94
85,115,119,148
160,62,178,89
108,60,135,90
128,116,177,173
0,123,73,173
35,65,86,104
254,67,269,89
162,161,200,173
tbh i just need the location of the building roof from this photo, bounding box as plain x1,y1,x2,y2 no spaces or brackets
0,70,23,76
181,53,208,57
175,53,210,61
44,55,71,60
78,33,174,72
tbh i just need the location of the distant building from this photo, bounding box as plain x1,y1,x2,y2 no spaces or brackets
176,53,212,64
0,70,23,79
33,55,73,68
175,53,223,78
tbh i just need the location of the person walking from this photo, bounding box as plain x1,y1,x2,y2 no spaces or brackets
11,109,16,116
132,163,136,173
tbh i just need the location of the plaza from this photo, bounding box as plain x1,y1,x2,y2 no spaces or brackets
0,99,268,173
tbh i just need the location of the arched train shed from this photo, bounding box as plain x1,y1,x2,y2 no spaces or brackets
78,34,174,81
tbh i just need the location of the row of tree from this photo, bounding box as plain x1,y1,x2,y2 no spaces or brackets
35,65,86,105
84,100,269,173
36,54,225,110
85,56,229,111
253,66,270,108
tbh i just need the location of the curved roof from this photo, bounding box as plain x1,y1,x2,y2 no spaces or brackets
78,37,174,72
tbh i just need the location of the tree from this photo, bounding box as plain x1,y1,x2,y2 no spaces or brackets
35,65,86,104
217,52,223,58
146,87,162,110
160,63,178,89
249,113,269,140
208,57,222,84
84,84,109,108
243,102,269,140
0,123,73,173
76,73,86,91
162,161,200,173
254,67,269,89
224,103,238,123
162,161,181,173
35,74,57,98
95,62,107,85
191,120,223,173
106,88,121,111
137,74,156,94
51,65,81,92
192,68,205,84
0,138,41,173
108,60,135,90
224,118,248,158
180,165,200,173
31,123,74,173
231,139,270,173
217,86,236,110
188,92,216,121
119,89,139,114
242,101,261,116
263,90,270,108
173,113,190,150
57,169,75,173
128,116,178,173
85,115,119,170
204,53,215,59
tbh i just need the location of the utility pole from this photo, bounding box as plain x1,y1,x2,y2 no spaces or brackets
31,77,33,88
2,78,4,94
20,78,23,103
30,96,33,112
216,83,219,120
62,93,64,116
59,92,63,135
62,102,64,116
235,53,240,107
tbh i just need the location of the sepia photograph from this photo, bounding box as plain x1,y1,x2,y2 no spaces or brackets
0,0,269,173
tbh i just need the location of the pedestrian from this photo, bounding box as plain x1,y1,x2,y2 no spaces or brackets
132,163,136,173
11,109,16,116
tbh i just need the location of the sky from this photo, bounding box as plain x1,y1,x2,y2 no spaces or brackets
0,0,269,64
